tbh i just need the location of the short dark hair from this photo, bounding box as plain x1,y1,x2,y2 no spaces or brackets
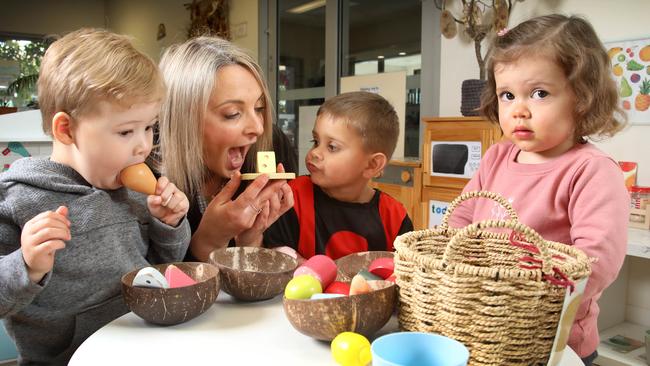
317,91,399,159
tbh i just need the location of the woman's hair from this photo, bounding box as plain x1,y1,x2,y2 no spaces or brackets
480,14,626,141
38,28,164,135
158,36,273,198
317,91,399,160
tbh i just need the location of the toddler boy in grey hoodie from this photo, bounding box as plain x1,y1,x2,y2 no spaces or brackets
0,28,191,365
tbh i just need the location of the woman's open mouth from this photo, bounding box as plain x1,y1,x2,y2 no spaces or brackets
227,146,248,170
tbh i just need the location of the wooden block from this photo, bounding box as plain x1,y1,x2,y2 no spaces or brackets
257,151,276,173
240,172,295,180
629,207,650,229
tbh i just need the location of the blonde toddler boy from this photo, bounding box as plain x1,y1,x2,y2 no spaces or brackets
0,29,190,365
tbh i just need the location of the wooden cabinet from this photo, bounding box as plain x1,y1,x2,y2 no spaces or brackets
421,116,502,227
370,158,425,230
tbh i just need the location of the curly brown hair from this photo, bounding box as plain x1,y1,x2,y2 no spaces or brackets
480,14,626,141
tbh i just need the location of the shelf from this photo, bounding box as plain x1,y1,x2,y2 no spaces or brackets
597,322,648,366
0,110,51,142
628,228,650,259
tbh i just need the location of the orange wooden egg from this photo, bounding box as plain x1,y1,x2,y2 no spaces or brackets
120,163,156,195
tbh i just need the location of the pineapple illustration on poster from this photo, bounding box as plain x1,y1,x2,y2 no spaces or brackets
605,38,650,124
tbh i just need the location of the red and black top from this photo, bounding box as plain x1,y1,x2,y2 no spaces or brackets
264,176,413,260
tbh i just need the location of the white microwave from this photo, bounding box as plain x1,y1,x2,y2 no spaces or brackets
429,141,482,179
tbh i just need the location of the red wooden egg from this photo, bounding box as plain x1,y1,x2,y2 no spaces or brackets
368,257,394,279
325,281,351,296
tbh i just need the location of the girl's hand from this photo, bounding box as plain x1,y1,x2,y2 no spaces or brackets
21,206,70,283
147,176,189,227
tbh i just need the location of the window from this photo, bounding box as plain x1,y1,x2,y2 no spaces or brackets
262,0,437,160
0,34,48,110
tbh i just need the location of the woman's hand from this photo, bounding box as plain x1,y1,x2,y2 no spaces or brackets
147,176,190,227
191,165,294,261
236,163,294,246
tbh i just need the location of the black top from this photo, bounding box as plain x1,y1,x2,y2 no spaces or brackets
264,176,413,259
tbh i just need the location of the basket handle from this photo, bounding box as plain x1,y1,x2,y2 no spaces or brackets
440,191,519,229
442,219,553,276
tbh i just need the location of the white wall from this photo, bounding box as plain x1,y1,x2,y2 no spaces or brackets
105,0,189,62
0,0,105,35
439,0,650,186
229,0,259,62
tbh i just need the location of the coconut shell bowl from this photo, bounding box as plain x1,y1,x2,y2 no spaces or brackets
121,262,220,326
209,247,298,301
282,251,396,341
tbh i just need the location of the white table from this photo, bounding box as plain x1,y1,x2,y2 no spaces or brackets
70,292,584,365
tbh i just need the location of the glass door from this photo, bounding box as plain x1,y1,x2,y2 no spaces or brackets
261,0,440,161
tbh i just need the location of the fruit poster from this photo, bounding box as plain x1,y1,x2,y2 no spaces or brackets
605,38,650,125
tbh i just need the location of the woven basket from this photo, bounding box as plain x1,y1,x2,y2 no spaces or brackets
394,191,591,366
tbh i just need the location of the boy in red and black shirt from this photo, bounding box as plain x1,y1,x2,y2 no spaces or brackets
264,91,412,260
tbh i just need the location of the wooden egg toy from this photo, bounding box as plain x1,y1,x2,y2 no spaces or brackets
368,257,394,279
285,274,322,300
119,163,156,195
282,251,396,341
293,254,337,289
325,281,351,295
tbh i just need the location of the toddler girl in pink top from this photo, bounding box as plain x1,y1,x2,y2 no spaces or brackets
450,14,630,365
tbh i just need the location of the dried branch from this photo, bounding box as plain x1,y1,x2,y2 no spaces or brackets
436,0,517,79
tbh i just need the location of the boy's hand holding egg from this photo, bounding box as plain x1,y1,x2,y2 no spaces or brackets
119,163,189,227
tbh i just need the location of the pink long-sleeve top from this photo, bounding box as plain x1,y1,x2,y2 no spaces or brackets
449,140,629,358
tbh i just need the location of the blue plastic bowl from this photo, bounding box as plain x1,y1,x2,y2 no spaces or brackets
371,332,469,366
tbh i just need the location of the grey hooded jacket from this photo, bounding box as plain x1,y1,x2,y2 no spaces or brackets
0,158,190,365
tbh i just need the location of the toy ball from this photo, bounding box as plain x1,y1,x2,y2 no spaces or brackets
331,332,372,366
284,274,322,300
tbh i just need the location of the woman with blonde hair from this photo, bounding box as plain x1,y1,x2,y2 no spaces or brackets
158,36,295,261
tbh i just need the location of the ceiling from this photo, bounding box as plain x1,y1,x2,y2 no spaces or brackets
279,0,421,28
